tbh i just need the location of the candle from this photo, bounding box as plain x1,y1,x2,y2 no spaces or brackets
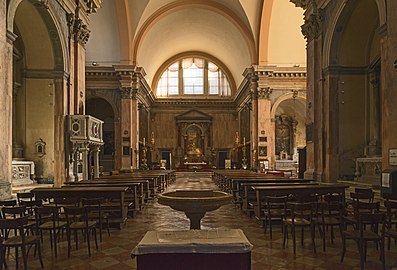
143,137,146,145
243,137,246,146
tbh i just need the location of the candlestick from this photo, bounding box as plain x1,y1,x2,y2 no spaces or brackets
151,132,155,145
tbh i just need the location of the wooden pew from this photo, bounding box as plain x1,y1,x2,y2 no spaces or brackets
63,181,142,214
32,186,129,229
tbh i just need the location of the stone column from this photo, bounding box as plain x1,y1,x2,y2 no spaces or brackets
257,87,274,168
381,1,397,168
0,1,14,199
301,6,324,181
80,144,89,180
68,12,90,114
92,145,100,178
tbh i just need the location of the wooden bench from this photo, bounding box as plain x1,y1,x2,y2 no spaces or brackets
63,182,142,214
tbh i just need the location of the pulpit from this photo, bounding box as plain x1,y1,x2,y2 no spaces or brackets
132,229,252,270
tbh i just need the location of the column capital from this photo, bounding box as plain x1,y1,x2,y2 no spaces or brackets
290,0,310,9
120,87,137,99
258,87,273,100
301,4,323,41
67,14,90,46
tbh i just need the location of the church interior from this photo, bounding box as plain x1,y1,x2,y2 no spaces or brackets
1,0,397,269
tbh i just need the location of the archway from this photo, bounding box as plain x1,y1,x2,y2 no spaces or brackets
11,0,65,186
86,98,115,172
328,0,381,181
273,96,306,165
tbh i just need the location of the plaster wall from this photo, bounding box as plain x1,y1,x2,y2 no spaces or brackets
267,0,306,67
86,0,120,65
24,79,55,180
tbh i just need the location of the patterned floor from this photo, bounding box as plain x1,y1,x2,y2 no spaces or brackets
4,172,397,269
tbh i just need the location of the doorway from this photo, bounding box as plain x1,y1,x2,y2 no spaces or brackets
218,151,228,169
161,151,172,169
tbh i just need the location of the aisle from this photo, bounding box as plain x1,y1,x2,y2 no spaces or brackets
8,172,396,270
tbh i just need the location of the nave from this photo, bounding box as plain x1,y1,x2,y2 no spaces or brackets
4,173,397,270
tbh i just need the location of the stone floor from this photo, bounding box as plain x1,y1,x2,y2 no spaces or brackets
4,172,397,269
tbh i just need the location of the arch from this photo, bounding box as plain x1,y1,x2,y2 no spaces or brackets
8,0,67,72
258,0,274,65
86,93,119,119
114,0,133,64
132,0,257,65
322,0,385,68
271,92,306,120
152,51,236,95
86,97,116,172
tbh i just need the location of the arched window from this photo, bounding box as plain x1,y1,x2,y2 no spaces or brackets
156,57,232,97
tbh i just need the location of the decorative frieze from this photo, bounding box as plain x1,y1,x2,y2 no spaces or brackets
258,87,273,99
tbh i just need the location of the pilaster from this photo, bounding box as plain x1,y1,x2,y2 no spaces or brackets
0,1,13,199
381,1,397,169
249,72,259,170
257,87,274,168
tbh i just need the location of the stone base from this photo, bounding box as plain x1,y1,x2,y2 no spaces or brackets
0,181,12,200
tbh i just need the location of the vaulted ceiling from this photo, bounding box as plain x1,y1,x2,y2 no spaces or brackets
86,0,306,92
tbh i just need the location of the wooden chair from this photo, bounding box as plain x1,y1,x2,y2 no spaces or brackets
344,201,380,230
64,206,98,257
263,195,288,239
19,200,43,217
312,193,345,252
384,200,397,250
1,206,36,235
354,188,374,202
0,216,44,270
341,211,386,270
81,197,110,242
17,192,35,205
34,206,67,257
283,201,316,256
0,200,17,207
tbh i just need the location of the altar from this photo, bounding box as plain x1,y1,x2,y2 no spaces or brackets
355,157,382,183
180,161,209,171
131,229,252,270
11,160,35,186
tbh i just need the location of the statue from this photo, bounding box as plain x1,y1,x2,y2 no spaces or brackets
187,140,202,157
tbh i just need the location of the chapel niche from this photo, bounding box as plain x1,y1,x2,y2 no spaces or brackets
275,115,296,159
175,109,212,164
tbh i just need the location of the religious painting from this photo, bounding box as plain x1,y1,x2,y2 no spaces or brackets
275,115,293,156
259,146,267,156
186,125,203,158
